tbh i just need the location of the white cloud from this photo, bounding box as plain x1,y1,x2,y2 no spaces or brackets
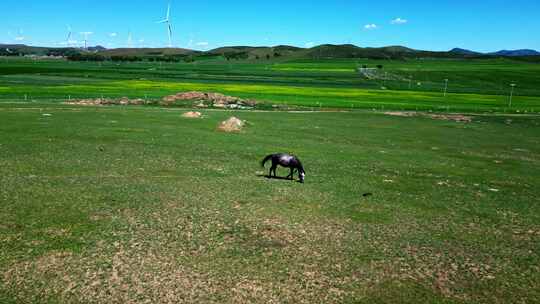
305,42,315,48
109,32,118,37
11,29,25,41
364,24,378,30
391,17,408,25
196,42,209,46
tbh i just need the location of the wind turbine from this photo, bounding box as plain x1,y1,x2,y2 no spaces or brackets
80,32,93,50
127,30,133,48
156,3,173,48
66,25,73,46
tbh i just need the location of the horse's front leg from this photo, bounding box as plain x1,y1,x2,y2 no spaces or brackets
287,168,294,180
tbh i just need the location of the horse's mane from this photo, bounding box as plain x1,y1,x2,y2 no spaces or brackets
295,156,305,173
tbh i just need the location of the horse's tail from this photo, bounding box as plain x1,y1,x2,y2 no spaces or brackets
261,154,273,168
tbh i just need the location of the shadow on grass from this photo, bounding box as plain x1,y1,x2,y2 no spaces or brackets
256,174,303,183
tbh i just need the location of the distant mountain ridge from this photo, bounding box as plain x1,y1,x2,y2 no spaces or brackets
449,48,482,55
1,43,539,59
489,49,540,56
450,47,540,57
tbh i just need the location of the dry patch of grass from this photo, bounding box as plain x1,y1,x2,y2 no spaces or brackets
2,199,537,303
2,212,354,303
64,97,147,106
3,246,221,303
384,111,473,123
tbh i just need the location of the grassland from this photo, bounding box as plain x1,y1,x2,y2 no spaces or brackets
1,57,540,112
1,55,540,302
1,104,539,303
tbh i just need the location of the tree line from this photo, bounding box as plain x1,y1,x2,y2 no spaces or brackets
64,51,283,62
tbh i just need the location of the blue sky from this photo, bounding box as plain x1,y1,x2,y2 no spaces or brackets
1,0,539,52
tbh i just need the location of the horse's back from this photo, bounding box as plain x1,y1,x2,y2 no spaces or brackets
273,153,298,166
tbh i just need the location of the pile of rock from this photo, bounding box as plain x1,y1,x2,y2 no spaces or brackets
217,117,245,132
65,97,146,106
181,111,203,118
162,91,257,109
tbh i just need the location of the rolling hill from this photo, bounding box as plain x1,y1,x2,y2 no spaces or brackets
99,47,200,57
449,48,482,56
1,43,539,60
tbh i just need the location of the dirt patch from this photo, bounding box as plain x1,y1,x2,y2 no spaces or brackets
426,114,472,123
162,91,257,109
384,111,473,123
217,116,245,132
65,97,146,106
384,111,417,117
181,111,202,118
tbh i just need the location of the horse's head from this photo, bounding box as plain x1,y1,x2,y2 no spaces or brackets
299,171,305,183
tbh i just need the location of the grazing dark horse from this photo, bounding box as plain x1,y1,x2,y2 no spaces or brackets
262,153,305,183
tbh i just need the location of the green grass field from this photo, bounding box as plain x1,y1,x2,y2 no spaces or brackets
1,57,540,112
1,104,539,303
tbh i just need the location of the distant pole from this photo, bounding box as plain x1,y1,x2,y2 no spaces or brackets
443,79,449,97
508,83,516,107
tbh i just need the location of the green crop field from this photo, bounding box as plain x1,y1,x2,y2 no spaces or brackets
1,57,540,112
1,56,540,303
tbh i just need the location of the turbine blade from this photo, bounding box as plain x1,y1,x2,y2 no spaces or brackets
156,19,168,23
167,3,171,19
